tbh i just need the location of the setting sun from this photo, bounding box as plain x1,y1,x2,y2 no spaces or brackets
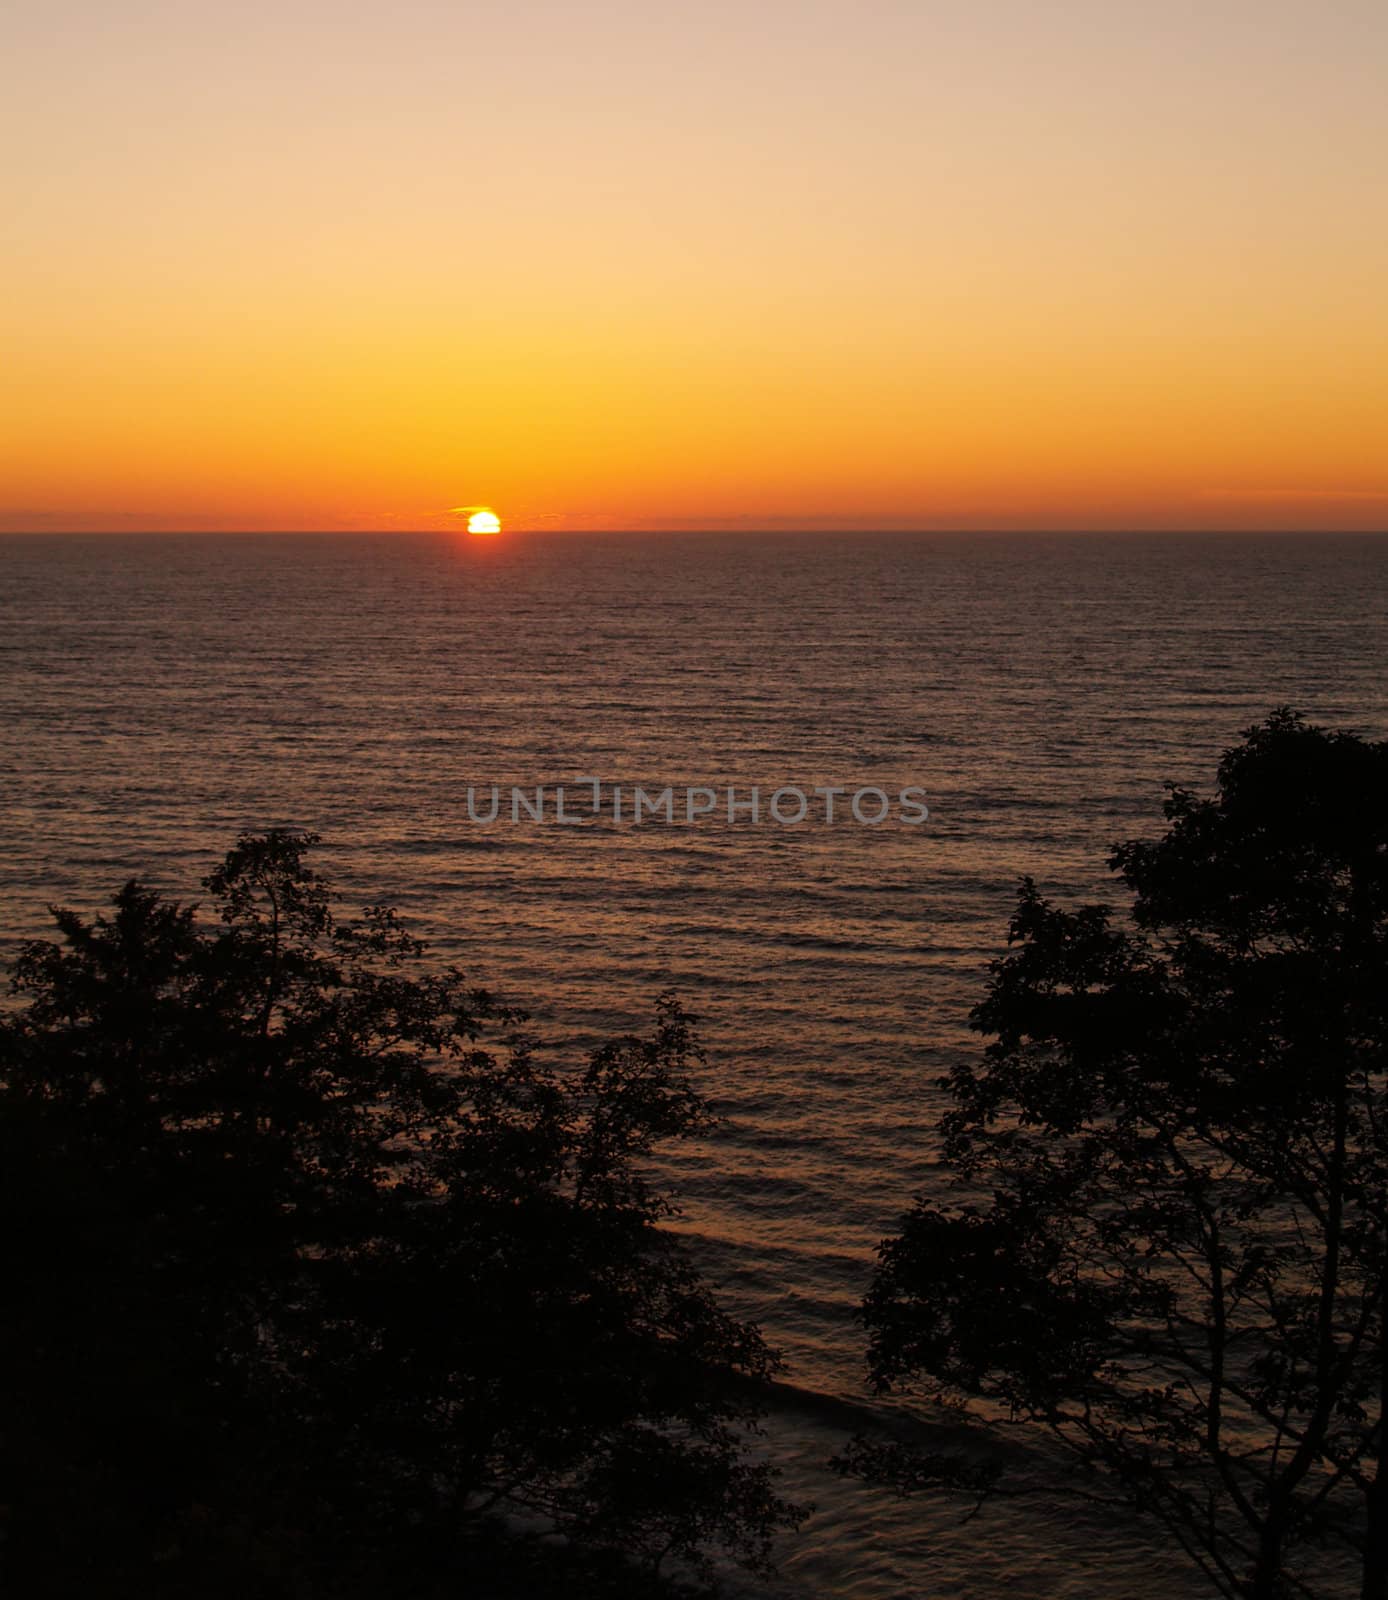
466,511,501,535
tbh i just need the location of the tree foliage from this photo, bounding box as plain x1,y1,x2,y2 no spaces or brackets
0,831,799,1597
855,711,1388,1600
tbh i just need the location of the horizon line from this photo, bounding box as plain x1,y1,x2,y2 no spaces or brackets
3,525,1388,539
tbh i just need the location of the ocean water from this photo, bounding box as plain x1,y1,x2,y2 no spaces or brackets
3,530,1387,1596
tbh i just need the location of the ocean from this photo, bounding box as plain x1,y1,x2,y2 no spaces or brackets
3,530,1386,1596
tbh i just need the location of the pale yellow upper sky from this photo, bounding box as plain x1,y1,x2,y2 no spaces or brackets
4,0,1386,531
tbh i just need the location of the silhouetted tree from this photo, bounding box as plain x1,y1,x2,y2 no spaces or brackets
851,712,1388,1600
0,831,799,1597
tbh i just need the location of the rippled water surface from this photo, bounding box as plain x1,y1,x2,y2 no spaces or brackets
3,530,1387,1595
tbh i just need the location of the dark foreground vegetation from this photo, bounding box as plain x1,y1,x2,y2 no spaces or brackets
0,832,800,1597
850,712,1388,1600
5,710,1384,1600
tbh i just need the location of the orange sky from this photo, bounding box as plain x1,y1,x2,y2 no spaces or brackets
4,1,1386,533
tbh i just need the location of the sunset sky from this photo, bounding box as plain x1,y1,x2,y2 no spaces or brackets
4,1,1386,533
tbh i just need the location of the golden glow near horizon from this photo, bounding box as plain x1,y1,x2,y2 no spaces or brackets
466,511,501,535
3,1,1387,533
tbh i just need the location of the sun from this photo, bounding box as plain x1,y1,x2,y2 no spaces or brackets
466,510,501,535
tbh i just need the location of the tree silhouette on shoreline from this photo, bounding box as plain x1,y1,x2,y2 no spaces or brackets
0,831,801,1597
850,711,1388,1600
